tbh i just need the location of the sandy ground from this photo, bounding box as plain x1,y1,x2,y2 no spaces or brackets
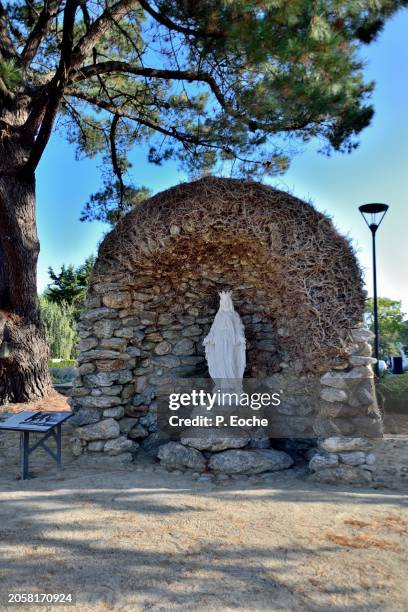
0,458,407,612
3,391,70,414
1,394,407,610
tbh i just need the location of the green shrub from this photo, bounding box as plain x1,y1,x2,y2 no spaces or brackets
378,373,408,400
377,373,408,414
39,296,78,360
49,366,77,384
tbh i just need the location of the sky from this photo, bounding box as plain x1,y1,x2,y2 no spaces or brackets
36,9,408,312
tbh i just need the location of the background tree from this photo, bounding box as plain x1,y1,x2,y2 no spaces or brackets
45,255,95,310
39,296,78,359
365,297,408,359
0,0,406,402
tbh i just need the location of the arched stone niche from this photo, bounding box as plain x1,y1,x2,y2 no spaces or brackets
70,177,382,484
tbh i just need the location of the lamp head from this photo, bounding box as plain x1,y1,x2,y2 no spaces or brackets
359,203,389,233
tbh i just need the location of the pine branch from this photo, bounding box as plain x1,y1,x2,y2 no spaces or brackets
71,60,313,135
70,60,233,121
70,0,138,70
67,87,223,148
71,61,219,86
25,0,79,175
21,0,62,69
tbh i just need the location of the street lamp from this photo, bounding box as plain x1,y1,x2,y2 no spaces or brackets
359,203,389,376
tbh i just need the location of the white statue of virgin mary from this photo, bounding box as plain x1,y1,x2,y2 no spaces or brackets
203,291,246,382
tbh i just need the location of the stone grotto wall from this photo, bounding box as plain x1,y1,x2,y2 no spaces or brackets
69,177,383,485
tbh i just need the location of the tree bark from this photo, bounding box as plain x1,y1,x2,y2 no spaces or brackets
0,112,52,403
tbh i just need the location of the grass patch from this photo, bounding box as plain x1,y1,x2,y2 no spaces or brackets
48,359,76,368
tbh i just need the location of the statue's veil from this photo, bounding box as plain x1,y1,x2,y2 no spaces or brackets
203,291,246,381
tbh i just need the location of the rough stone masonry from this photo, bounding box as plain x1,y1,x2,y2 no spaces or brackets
69,178,383,484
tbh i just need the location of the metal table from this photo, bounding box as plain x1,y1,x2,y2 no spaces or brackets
0,411,72,479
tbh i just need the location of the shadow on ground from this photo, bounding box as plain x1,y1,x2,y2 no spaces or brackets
0,461,407,611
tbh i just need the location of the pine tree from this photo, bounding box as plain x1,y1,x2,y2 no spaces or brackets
0,0,406,401
45,256,95,308
366,298,408,358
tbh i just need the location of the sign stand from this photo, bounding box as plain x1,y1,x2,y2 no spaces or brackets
0,412,71,480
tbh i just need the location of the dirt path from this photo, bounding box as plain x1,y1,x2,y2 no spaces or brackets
0,461,407,611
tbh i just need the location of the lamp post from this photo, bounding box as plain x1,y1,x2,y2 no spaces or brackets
359,203,389,377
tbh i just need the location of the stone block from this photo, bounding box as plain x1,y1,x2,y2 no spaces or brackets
128,424,149,439
78,362,95,375
349,355,377,366
158,313,174,325
208,448,293,475
139,412,157,432
95,385,123,397
96,359,129,372
309,453,339,471
140,311,156,325
102,292,131,309
78,337,98,352
104,436,136,455
72,438,84,456
118,417,138,433
140,432,163,455
121,384,134,400
103,406,125,419
320,387,348,402
93,319,121,339
69,387,88,397
78,349,129,364
77,395,122,409
319,401,361,419
319,436,374,453
157,441,206,471
114,328,134,339
320,367,373,389
151,355,180,368
77,418,120,441
145,332,163,342
80,307,118,322
126,346,141,357
338,451,366,466
176,314,196,325
85,371,130,387
84,295,101,309
99,338,127,351
173,339,195,355
179,356,205,365
310,465,372,485
182,325,202,337
87,440,106,452
134,375,148,393
154,341,171,355
351,328,375,343
181,428,250,452
163,329,182,340
69,408,100,427
133,386,155,406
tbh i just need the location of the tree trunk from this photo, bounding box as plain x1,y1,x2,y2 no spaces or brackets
0,119,52,403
